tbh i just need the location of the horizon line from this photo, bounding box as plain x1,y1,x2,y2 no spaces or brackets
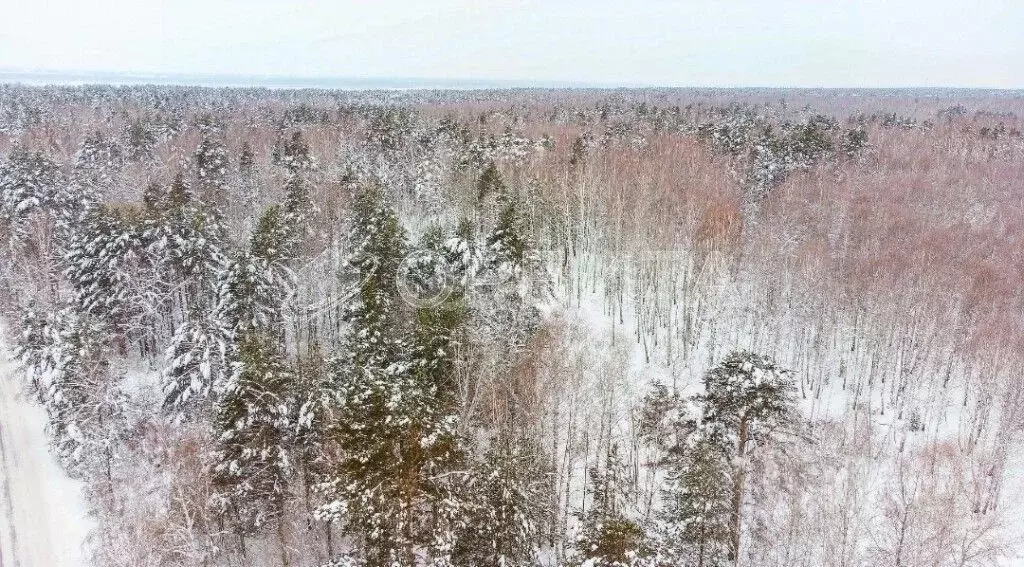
1,68,1022,92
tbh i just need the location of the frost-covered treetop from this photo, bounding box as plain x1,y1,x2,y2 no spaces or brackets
698,350,796,441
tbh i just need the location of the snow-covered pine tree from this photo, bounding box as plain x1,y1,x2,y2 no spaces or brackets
280,131,314,173
639,384,731,566
841,127,868,159
573,445,650,567
318,184,480,566
151,174,235,417
0,144,83,245
339,183,407,367
283,172,311,219
215,204,296,341
124,119,157,162
74,131,124,179
696,351,797,563
14,306,122,470
15,301,52,394
454,439,547,567
293,341,331,503
477,162,505,201
281,171,313,257
658,428,733,567
397,224,455,310
317,182,409,562
442,217,484,289
745,128,789,197
239,140,259,210
210,331,295,548
215,250,282,342
477,189,542,369
408,236,467,390
365,107,412,153
782,114,837,168
569,135,588,169
697,351,797,449
162,306,231,416
63,203,150,342
486,190,532,282
166,199,295,419
277,132,315,258
405,293,474,566
143,173,227,302
250,204,299,268
744,115,839,198
239,140,256,176
142,181,169,216
194,116,230,206
319,299,473,566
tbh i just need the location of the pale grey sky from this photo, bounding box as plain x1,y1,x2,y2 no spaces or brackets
1,0,1021,87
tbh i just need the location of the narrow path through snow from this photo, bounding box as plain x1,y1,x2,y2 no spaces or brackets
0,335,91,567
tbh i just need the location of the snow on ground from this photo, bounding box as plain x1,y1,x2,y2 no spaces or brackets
997,441,1024,566
548,248,1024,565
0,332,92,567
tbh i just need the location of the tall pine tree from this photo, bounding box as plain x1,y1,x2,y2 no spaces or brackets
318,184,476,566
210,331,295,550
697,351,797,563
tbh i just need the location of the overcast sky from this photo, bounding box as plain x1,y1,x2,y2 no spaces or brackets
1,0,1021,87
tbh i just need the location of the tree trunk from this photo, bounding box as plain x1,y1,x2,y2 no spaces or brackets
698,519,707,567
731,414,749,564
326,523,334,558
278,515,290,566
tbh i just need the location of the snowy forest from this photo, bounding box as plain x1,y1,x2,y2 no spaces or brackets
1,84,1023,567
